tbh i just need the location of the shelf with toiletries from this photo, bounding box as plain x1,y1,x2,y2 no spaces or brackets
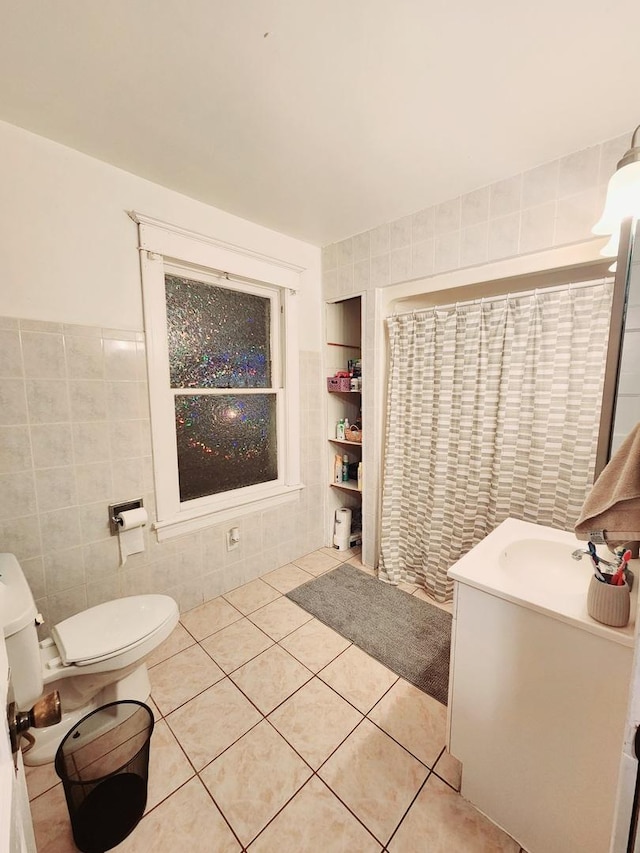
328,382,362,490
330,479,360,493
325,295,363,556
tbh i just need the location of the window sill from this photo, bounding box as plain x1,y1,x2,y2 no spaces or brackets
152,483,305,542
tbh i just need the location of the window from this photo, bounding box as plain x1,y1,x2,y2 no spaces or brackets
166,269,280,502
134,214,304,540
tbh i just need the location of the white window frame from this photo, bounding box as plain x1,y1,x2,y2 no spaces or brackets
133,213,304,541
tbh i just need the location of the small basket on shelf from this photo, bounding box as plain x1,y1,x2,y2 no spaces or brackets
345,425,362,443
327,376,352,392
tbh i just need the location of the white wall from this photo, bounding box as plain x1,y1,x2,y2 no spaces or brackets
0,119,324,625
0,119,321,345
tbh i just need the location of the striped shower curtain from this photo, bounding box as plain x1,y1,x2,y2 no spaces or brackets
378,282,613,602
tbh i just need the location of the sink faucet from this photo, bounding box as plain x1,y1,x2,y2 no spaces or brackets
571,547,616,568
572,542,636,589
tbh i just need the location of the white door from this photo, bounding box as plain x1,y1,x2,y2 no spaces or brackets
1,636,36,853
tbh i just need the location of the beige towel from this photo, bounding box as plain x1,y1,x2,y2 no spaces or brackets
575,422,640,546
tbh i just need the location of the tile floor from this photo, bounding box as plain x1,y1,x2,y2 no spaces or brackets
26,547,525,852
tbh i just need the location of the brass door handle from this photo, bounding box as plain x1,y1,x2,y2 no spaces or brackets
7,690,61,755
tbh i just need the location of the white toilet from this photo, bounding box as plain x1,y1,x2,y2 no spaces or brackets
1,552,179,765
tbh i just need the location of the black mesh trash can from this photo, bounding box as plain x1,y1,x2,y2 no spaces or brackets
54,700,154,853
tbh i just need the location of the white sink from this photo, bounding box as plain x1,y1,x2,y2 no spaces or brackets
498,538,589,594
448,517,636,646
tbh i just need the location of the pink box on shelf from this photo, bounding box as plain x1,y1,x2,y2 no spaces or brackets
327,376,352,392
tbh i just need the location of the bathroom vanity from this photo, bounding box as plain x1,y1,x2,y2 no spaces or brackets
447,518,636,853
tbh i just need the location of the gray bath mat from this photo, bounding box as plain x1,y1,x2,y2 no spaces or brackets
286,562,451,705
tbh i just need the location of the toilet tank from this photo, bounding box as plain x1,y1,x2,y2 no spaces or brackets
0,553,44,708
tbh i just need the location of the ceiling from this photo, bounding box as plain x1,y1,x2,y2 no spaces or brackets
1,1,639,246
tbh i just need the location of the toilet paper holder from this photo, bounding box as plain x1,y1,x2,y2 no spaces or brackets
108,498,144,535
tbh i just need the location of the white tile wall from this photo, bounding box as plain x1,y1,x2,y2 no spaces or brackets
321,129,633,567
0,317,324,627
322,131,630,297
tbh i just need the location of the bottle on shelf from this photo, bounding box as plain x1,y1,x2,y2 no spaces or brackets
334,454,342,484
342,454,349,482
357,462,363,491
336,419,345,440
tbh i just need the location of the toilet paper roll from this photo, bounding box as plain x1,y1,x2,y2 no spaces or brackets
333,508,352,551
335,508,352,535
117,507,148,566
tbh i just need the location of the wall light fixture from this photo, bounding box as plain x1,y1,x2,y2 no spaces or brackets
593,124,640,259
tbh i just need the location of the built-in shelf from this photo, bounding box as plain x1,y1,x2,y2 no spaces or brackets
330,480,361,492
326,295,363,555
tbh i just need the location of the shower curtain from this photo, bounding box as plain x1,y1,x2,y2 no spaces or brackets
378,281,613,602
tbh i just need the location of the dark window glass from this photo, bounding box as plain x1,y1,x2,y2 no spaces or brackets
165,275,271,389
175,394,277,501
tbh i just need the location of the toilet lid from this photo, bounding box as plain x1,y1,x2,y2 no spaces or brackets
52,595,177,665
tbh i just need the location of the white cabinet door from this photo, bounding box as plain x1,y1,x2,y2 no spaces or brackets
449,582,631,853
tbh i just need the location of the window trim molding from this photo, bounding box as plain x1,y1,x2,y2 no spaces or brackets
152,486,303,542
134,213,304,540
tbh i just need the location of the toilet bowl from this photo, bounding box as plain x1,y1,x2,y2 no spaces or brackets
0,552,179,765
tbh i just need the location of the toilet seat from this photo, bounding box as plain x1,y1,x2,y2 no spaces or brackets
51,595,178,666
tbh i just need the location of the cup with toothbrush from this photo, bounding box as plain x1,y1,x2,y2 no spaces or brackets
586,542,632,627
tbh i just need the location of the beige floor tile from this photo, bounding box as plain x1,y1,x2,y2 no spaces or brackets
146,697,161,721
230,645,312,714
388,774,519,852
146,622,195,668
318,546,343,560
319,719,428,845
319,645,398,713
262,562,315,593
116,777,241,852
433,747,462,791
32,773,237,853
413,587,454,613
201,617,274,673
223,578,281,614
269,678,363,769
181,596,243,641
31,782,76,853
200,720,312,846
25,760,60,801
279,618,351,672
166,678,261,770
146,719,195,811
248,596,314,641
319,545,362,564
150,644,225,715
248,776,381,853
292,550,342,576
369,679,446,768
